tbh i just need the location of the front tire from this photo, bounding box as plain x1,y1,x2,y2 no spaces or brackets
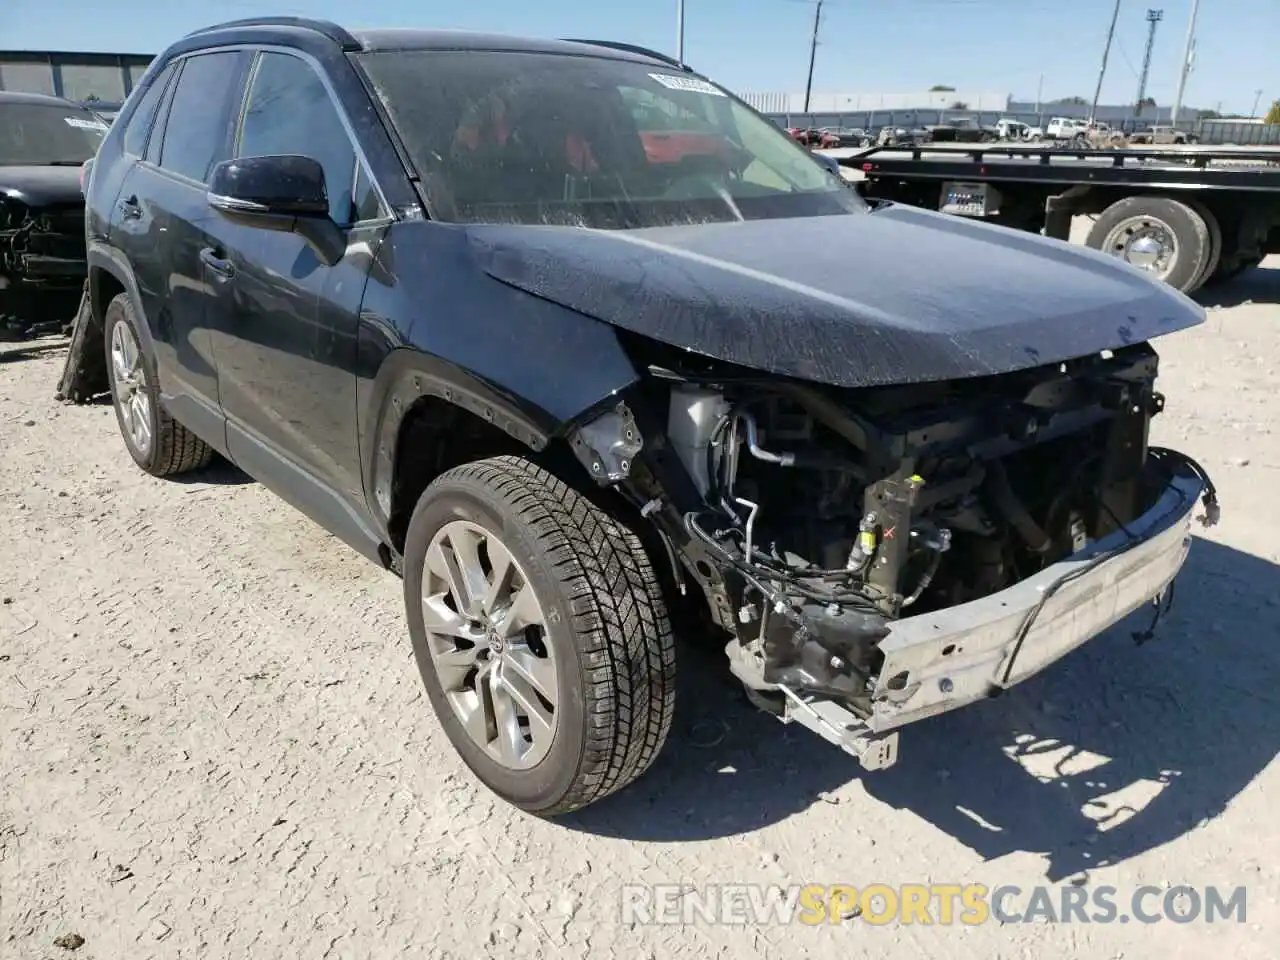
403,456,676,816
104,293,213,476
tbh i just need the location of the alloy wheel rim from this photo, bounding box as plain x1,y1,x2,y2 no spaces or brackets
110,321,152,456
1102,216,1178,278
422,519,559,770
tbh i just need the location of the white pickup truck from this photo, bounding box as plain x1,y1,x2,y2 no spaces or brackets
1045,117,1089,140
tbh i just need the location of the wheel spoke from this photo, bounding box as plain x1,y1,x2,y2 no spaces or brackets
111,347,130,384
421,592,473,639
499,583,544,638
444,527,489,617
132,395,151,450
479,539,515,616
118,392,134,433
499,667,554,738
425,539,474,618
452,689,491,746
490,680,529,764
503,643,556,703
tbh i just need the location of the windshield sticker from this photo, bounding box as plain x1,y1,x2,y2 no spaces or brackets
648,73,726,97
64,117,108,132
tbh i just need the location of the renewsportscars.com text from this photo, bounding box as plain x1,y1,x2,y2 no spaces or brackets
620,883,1248,926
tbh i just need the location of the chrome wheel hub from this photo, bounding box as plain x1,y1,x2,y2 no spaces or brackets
422,520,558,770
109,320,152,456
1101,216,1177,278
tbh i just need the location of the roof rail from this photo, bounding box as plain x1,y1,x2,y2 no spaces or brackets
185,17,362,51
561,38,692,71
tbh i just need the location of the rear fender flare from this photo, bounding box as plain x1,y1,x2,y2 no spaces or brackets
86,244,156,361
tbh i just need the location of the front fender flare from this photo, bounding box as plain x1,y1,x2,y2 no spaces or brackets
360,348,640,535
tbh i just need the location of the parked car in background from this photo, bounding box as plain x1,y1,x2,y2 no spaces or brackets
76,17,1214,821
926,116,997,143
993,119,1031,141
820,126,871,147
1129,125,1194,145
0,91,108,341
1045,117,1089,140
788,126,837,149
876,124,930,147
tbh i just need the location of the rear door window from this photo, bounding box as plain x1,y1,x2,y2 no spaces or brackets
122,62,177,157
156,51,247,183
236,52,357,223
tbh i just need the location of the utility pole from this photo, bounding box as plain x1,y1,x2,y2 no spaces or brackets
803,0,824,114
1170,0,1201,124
1134,9,1163,117
1090,0,1124,125
1035,73,1044,114
677,0,685,64
1251,88,1263,118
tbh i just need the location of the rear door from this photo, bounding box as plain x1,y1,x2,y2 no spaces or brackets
110,49,251,442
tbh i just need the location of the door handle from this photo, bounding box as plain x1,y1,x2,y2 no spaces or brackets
199,247,236,280
117,195,141,220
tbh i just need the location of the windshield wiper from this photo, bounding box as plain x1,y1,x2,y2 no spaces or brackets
45,160,87,166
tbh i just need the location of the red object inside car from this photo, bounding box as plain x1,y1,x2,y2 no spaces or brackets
639,130,729,165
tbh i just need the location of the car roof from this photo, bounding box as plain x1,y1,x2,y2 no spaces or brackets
0,90,88,109
180,18,682,69
353,29,661,62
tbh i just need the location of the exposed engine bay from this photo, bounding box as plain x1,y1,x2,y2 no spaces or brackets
1,198,86,341
572,339,1218,769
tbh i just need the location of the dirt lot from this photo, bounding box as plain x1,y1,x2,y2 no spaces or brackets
2,262,1279,959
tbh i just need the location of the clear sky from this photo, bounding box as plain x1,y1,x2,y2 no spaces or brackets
0,0,1273,114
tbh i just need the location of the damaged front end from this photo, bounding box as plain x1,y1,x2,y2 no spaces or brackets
0,197,87,341
570,339,1218,771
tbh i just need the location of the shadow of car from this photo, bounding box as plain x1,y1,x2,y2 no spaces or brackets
564,536,1280,883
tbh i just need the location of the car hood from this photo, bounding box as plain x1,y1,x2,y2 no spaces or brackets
464,204,1204,388
0,165,84,207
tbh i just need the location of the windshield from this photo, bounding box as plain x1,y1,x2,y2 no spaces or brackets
0,102,108,165
356,50,864,228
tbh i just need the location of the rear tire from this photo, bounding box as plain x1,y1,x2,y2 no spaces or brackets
1085,196,1210,294
103,293,213,476
402,455,676,817
1183,198,1223,292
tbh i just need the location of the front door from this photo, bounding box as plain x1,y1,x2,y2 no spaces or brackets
202,50,386,523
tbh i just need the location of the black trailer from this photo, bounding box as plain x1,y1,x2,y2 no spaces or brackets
843,144,1280,294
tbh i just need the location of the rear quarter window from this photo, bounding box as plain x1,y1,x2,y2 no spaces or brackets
122,62,177,157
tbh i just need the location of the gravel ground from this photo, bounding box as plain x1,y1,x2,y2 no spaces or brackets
2,261,1278,959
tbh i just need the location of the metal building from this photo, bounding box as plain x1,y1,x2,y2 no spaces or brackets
0,49,155,113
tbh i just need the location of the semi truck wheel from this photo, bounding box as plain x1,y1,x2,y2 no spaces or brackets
1086,196,1210,293
1178,198,1223,292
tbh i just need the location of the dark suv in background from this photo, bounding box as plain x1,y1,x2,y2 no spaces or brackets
1,91,107,339
80,17,1210,819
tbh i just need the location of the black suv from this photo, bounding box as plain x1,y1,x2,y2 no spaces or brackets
83,17,1212,817
1,91,108,340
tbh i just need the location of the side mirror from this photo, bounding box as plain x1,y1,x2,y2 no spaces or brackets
207,155,344,265
208,155,329,217
813,152,842,178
